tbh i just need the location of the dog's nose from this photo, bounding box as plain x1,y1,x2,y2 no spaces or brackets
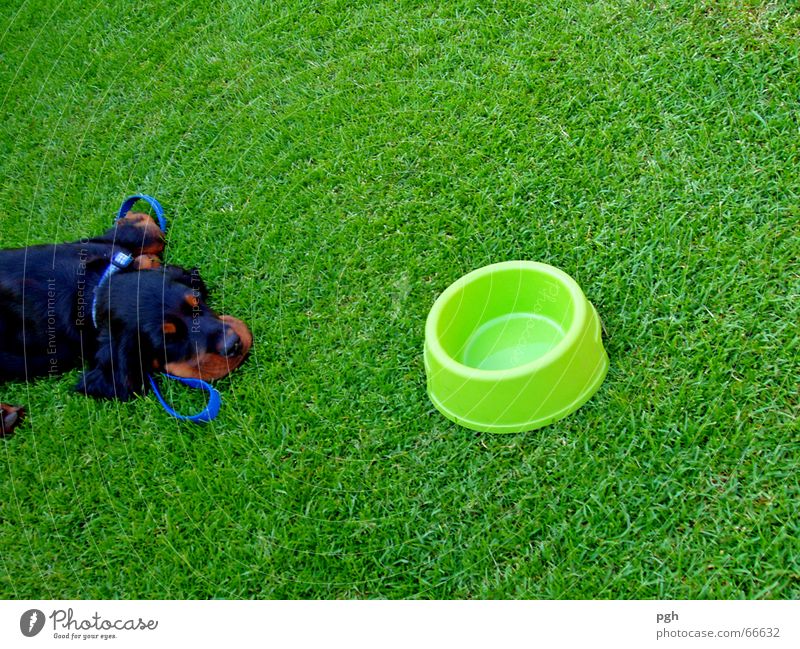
219,327,243,357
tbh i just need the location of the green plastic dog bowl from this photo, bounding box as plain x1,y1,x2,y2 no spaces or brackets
424,261,609,433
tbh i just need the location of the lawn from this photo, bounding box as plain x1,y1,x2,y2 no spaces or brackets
0,0,798,598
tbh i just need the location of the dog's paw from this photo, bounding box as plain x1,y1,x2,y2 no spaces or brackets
0,404,25,437
113,211,165,256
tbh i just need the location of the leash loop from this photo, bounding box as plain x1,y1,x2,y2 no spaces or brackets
117,194,168,232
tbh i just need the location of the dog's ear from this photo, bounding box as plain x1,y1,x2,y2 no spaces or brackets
96,212,165,257
75,327,153,401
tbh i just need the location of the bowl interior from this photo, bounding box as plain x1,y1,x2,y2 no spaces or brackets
436,266,576,371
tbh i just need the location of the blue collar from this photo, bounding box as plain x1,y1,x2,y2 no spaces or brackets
91,250,134,328
91,191,164,329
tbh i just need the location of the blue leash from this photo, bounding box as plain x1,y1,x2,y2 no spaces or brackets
112,195,222,423
147,374,221,424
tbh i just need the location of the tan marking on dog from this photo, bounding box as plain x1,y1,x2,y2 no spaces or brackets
133,254,162,270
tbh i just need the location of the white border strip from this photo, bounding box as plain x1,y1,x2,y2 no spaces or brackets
1,600,797,648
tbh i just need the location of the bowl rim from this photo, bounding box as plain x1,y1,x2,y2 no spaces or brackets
424,260,589,379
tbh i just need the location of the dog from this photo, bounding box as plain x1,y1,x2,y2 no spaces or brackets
0,212,245,436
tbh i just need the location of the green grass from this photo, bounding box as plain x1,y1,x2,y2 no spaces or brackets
1,0,798,598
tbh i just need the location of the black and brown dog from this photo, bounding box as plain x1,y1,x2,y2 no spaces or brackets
0,213,246,436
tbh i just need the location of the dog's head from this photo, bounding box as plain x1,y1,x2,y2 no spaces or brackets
76,265,251,401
